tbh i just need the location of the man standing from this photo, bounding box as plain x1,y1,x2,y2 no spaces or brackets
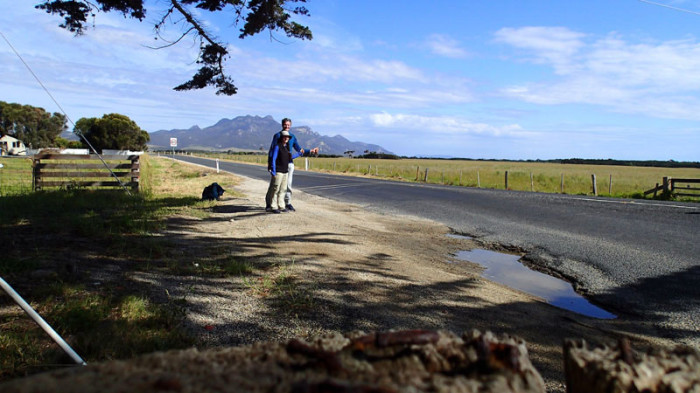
265,118,318,212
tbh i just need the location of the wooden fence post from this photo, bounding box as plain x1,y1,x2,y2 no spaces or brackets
32,156,41,191
477,171,480,188
424,168,429,182
530,172,534,192
131,155,140,192
505,171,509,190
663,177,670,194
560,173,564,193
415,166,420,181
592,174,597,196
459,170,462,186
609,174,612,195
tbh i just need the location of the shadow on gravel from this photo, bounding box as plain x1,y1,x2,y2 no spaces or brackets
595,265,700,344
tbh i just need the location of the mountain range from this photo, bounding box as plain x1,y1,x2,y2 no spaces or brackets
147,115,391,156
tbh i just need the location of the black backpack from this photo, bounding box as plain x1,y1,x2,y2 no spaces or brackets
201,182,225,201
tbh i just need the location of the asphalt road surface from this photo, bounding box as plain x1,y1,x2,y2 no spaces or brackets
169,155,700,345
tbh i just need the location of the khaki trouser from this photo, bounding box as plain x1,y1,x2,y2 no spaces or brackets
266,163,294,208
269,172,289,210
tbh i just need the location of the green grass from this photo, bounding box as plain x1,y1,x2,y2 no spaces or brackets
243,260,315,312
0,157,34,196
200,153,700,200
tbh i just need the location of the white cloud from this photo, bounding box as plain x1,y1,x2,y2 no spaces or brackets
496,26,700,120
494,26,586,73
425,34,469,58
368,112,527,136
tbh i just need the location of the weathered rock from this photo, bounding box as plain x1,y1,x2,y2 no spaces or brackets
564,338,700,393
0,330,546,393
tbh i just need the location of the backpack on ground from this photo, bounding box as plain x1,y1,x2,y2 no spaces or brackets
202,182,225,201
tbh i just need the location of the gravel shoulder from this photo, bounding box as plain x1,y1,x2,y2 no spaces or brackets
132,174,679,393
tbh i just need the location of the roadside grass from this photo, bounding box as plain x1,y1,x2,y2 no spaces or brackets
243,259,316,313
0,157,34,196
200,153,700,200
0,154,260,381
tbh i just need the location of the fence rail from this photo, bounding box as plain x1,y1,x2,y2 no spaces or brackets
32,153,140,192
644,177,700,198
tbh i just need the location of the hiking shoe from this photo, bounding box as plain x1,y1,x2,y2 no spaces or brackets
279,209,288,213
285,204,296,212
265,206,272,212
272,209,281,214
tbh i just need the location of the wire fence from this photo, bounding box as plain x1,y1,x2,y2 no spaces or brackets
0,157,34,196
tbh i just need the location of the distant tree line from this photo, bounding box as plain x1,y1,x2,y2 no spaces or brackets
357,152,400,160
0,101,149,152
544,158,700,169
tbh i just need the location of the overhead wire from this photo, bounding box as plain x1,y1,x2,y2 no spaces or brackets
0,30,132,195
638,0,700,16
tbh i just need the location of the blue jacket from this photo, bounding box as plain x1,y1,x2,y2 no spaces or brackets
270,144,302,176
267,131,306,169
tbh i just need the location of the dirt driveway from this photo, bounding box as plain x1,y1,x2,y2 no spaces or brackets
132,173,676,393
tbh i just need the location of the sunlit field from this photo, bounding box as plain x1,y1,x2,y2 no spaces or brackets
194,153,700,200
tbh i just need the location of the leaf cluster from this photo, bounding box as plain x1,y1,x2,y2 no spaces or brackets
36,0,313,95
0,101,67,148
74,113,150,152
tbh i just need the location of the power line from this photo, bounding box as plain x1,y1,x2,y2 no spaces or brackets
0,30,132,194
1,31,76,127
638,0,700,16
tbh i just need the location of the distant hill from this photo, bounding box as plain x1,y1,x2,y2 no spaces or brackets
148,115,391,156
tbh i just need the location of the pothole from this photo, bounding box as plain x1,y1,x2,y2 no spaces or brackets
454,248,616,319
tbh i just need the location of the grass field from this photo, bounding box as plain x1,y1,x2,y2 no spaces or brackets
0,156,34,196
195,153,700,200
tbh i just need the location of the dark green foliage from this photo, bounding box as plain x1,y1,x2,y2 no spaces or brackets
0,101,67,148
36,0,312,95
74,113,149,152
54,136,84,148
357,152,400,160
548,158,700,169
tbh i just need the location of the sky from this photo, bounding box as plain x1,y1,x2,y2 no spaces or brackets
2,0,700,160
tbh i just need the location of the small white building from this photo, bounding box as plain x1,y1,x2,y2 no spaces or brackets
0,135,27,156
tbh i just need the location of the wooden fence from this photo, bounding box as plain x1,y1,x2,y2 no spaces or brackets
32,153,140,192
643,176,700,198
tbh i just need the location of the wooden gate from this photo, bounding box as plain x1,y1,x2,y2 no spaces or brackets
643,176,700,198
32,153,140,192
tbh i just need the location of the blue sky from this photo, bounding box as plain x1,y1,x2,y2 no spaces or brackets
2,1,700,160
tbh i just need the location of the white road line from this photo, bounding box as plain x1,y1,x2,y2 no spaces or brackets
302,183,374,191
575,197,700,210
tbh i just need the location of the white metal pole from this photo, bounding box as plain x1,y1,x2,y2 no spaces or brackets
0,276,87,365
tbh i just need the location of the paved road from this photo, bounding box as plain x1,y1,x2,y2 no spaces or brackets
170,155,700,344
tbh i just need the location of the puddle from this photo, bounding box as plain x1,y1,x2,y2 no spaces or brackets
455,249,616,319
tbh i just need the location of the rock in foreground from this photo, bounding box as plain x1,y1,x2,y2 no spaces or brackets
1,330,546,393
